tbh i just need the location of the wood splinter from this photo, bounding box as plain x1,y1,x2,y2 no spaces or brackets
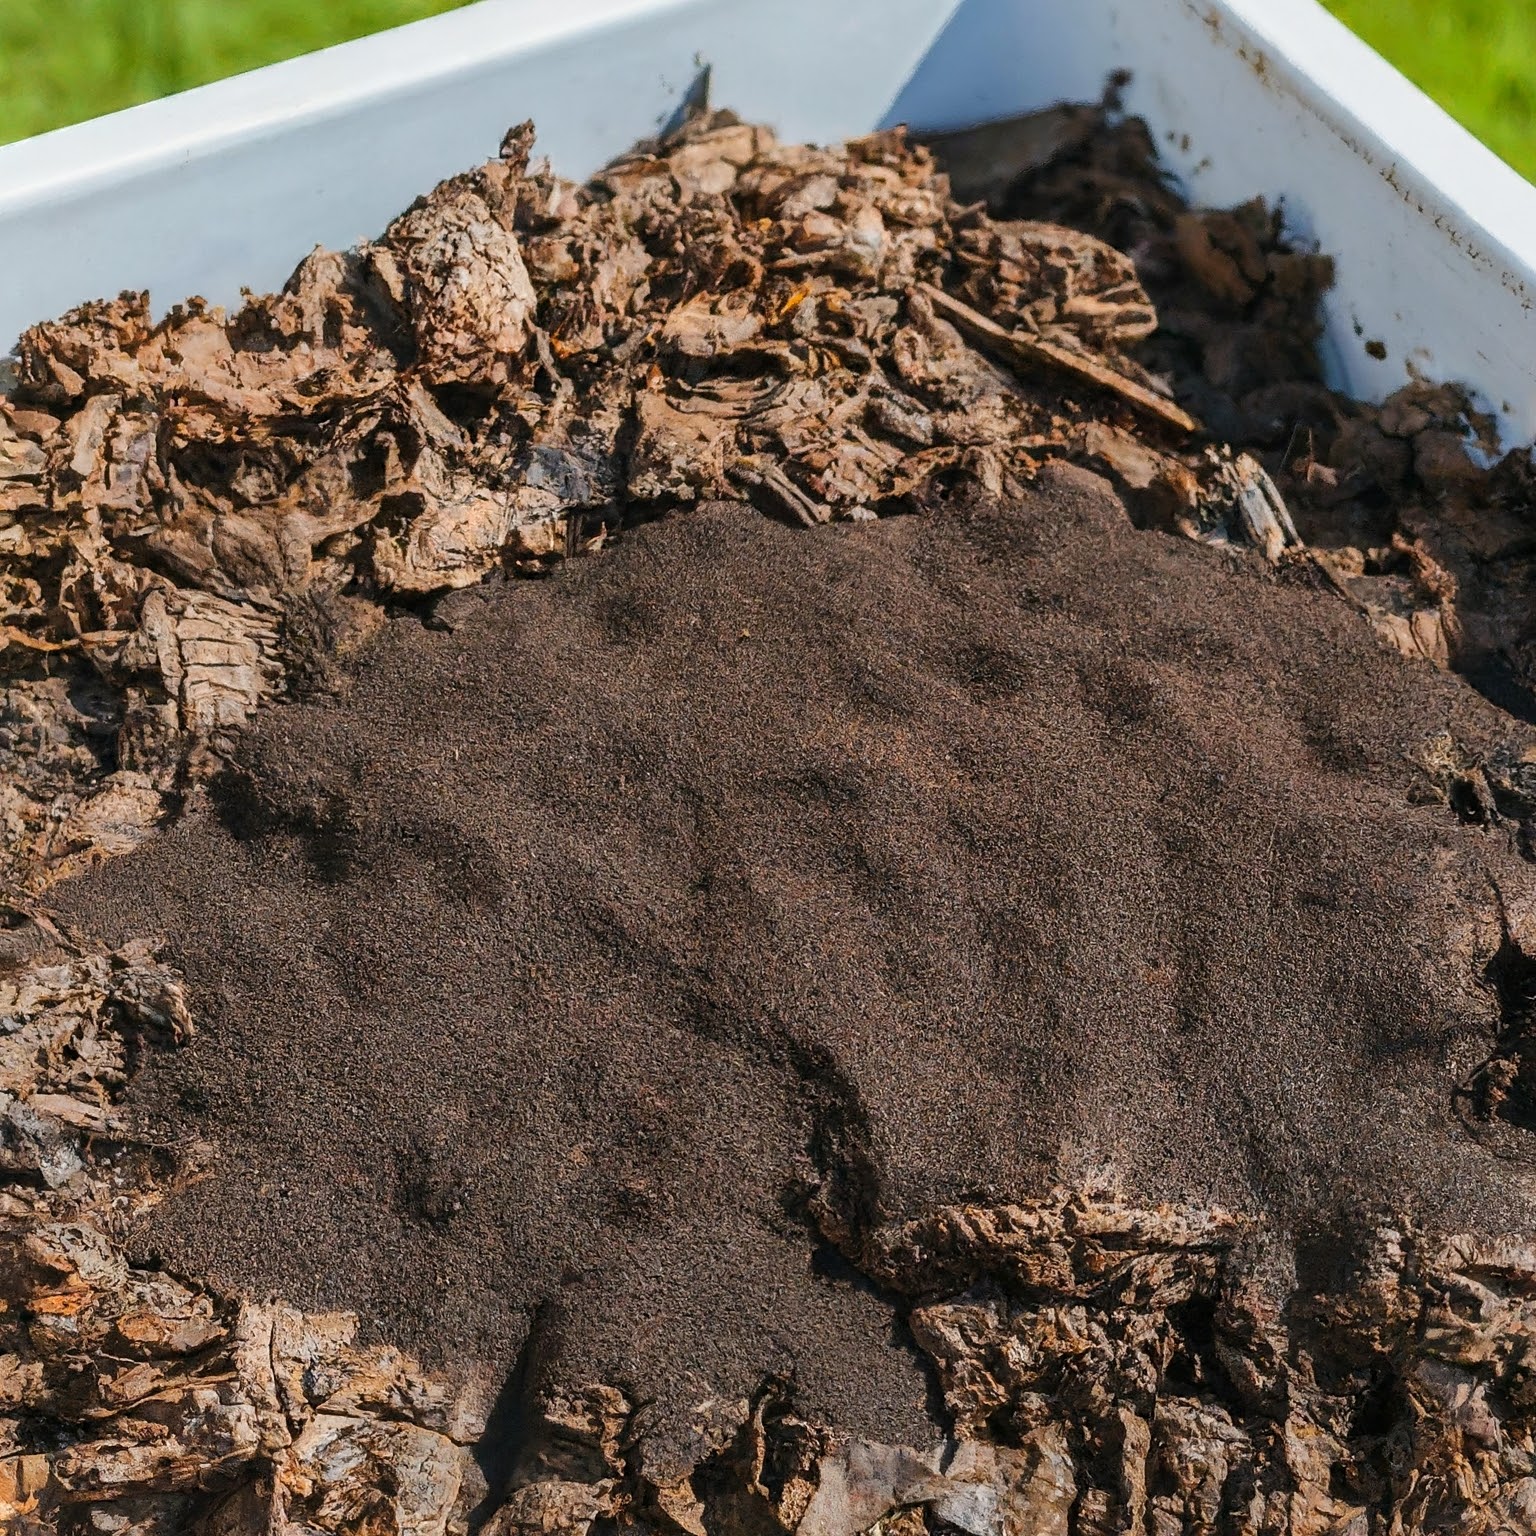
916,281,1201,437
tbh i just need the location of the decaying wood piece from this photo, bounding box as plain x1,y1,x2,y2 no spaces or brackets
917,282,1199,435
1076,424,1308,565
1207,447,1301,560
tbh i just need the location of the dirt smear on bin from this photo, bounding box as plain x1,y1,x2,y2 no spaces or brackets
11,97,1536,1536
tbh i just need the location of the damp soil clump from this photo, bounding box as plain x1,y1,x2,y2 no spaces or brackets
59,466,1536,1420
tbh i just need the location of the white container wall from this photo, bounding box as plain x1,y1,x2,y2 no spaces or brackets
3,0,1535,441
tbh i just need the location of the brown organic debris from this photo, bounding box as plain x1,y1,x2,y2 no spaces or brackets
6,92,1536,1536
0,925,484,1535
917,281,1198,434
0,106,1224,897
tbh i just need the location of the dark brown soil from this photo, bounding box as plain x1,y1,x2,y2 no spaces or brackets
57,465,1536,1441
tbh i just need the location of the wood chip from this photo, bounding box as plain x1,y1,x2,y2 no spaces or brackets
916,281,1200,435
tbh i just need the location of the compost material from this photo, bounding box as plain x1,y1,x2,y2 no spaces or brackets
0,107,1278,898
55,470,1536,1526
9,98,1536,1536
58,473,1536,1359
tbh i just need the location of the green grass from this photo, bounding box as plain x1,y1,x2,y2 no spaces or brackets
0,0,1533,185
0,1,473,145
1321,1,1536,179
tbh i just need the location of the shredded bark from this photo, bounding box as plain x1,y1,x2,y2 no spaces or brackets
6,94,1536,1536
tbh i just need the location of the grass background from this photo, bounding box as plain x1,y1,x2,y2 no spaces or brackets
0,1,1532,181
0,1,473,143
1323,0,1536,177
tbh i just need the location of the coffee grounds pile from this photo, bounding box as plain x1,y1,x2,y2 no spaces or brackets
62,465,1536,1436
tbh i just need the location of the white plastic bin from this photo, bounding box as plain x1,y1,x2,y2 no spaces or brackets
2,0,1534,442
